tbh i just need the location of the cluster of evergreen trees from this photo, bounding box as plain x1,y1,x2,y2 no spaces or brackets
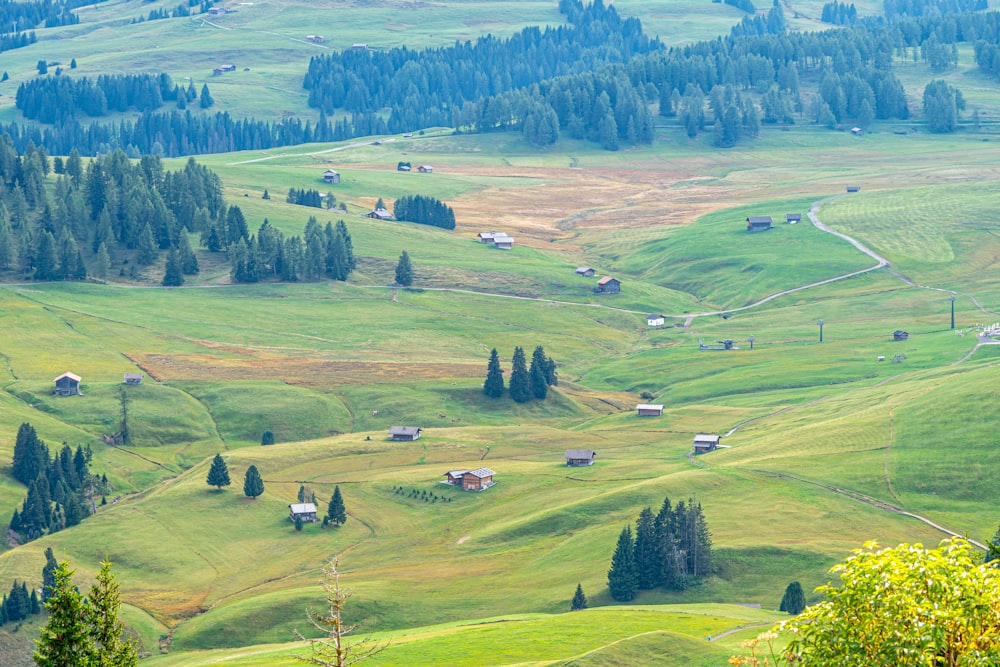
607,497,713,602
286,187,325,208
0,31,36,55
923,79,965,132
822,1,859,25
883,0,985,20
392,195,456,230
0,579,40,626
483,346,557,403
302,0,659,136
227,216,355,284
15,74,198,123
0,138,224,282
0,0,92,54
8,423,99,543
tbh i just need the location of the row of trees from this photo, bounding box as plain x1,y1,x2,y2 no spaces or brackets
286,187,326,209
607,496,713,601
206,454,263,499
8,423,97,542
392,195,456,230
227,217,356,284
483,346,557,403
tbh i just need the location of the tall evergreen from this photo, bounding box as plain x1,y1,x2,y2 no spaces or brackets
206,453,231,490
508,346,532,403
483,348,505,398
394,250,413,286
607,526,638,601
529,345,549,400
634,507,658,590
327,485,347,526
162,246,184,286
780,581,806,615
178,232,199,274
34,562,94,666
12,422,48,486
571,583,588,611
243,465,264,499
88,558,139,666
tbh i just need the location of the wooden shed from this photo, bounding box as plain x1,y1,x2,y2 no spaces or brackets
785,213,802,223
462,468,496,491
565,449,596,466
596,276,620,294
575,267,595,277
493,235,514,250
693,434,721,454
53,372,81,396
289,503,318,523
636,404,664,417
323,169,340,184
647,314,665,327
389,426,422,441
123,373,143,385
846,185,861,192
365,208,393,220
444,470,467,485
746,216,773,232
893,330,909,341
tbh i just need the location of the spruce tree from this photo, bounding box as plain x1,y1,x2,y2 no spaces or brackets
88,558,139,666
206,453,231,490
94,242,110,280
199,83,214,108
136,223,158,265
608,526,638,601
295,514,304,531
12,422,48,486
483,348,504,398
34,561,94,666
394,250,413,286
571,583,588,611
529,345,549,400
508,346,532,403
243,465,264,499
261,430,275,445
780,581,806,615
162,246,184,286
634,507,659,590
327,485,347,526
179,233,199,274
41,547,58,601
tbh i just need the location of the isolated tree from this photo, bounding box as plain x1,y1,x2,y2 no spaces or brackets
206,453,231,490
162,246,184,286
327,486,347,527
261,430,275,446
508,346,532,403
780,581,806,615
199,83,214,108
41,547,58,601
483,348,505,398
118,386,131,445
262,189,270,200
529,345,549,400
571,583,588,611
607,526,638,602
394,251,413,286
88,557,139,666
294,556,386,666
243,465,264,499
34,561,93,666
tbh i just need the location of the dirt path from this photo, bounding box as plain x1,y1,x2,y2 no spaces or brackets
708,622,774,642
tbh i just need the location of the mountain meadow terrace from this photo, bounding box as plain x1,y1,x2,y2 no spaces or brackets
2,0,1000,664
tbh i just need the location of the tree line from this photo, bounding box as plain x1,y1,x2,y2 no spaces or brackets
286,187,326,208
7,423,101,544
302,0,659,135
607,496,713,602
0,0,93,55
15,74,197,123
226,216,356,284
484,346,557,403
883,0,985,21
392,195,456,230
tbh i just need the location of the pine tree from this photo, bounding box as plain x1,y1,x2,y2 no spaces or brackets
88,557,139,666
94,242,110,280
162,246,184,286
200,83,214,108
327,486,347,527
243,465,264,499
394,250,413,286
261,430,275,445
608,526,638,601
508,346,532,403
634,507,658,590
780,581,806,615
12,422,48,486
483,348,505,398
262,189,270,200
41,547,58,601
136,223,158,265
295,514,304,531
34,561,95,666
529,346,549,400
206,453,231,490
571,583,587,611
178,233,199,274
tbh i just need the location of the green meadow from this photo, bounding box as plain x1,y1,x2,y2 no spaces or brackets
3,0,1000,664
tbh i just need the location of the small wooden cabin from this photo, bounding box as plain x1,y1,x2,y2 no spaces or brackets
365,208,393,220
493,235,514,250
123,373,143,385
746,216,773,232
636,404,664,417
389,426,422,441
596,277,621,294
444,470,467,485
785,213,802,223
893,330,909,341
477,232,501,243
693,434,721,454
323,169,340,184
417,165,434,173
846,185,861,192
53,372,81,396
288,503,318,523
647,314,665,327
575,267,595,277
565,449,596,466
462,468,496,491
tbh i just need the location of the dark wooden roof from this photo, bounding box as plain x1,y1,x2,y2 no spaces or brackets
565,449,595,459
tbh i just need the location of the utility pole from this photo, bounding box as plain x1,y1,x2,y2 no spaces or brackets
818,319,824,343
748,336,755,350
